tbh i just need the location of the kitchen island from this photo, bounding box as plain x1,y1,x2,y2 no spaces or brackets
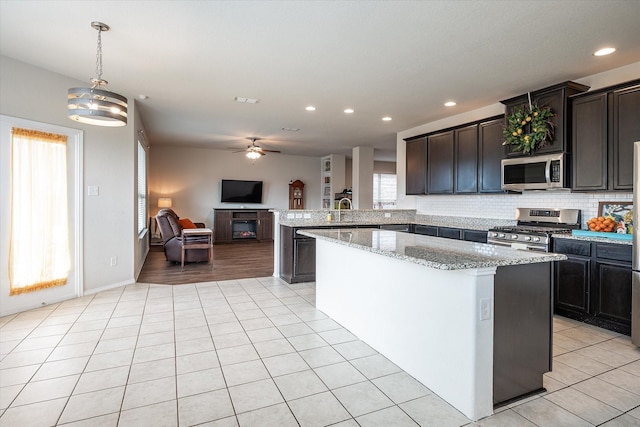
299,228,566,421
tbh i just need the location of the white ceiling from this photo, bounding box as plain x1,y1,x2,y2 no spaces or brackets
2,1,640,161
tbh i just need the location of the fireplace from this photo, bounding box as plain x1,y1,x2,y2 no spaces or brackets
232,220,257,240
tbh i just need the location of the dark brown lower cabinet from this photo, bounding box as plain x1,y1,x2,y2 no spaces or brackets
280,226,317,284
595,261,632,325
553,238,632,334
555,256,590,314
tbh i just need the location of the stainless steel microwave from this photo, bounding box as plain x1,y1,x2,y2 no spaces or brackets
501,153,567,191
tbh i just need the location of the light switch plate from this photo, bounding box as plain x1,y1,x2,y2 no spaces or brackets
87,186,99,196
303,213,311,219
384,213,391,218
287,213,295,219
295,213,303,218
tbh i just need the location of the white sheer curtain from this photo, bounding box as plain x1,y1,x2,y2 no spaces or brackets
9,127,70,295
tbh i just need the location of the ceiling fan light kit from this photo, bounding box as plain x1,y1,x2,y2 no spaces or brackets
67,21,128,127
239,137,281,161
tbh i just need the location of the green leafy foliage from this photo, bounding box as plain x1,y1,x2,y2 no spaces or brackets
503,104,555,154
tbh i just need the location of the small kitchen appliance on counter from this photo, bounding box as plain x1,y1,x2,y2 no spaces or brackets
487,208,581,252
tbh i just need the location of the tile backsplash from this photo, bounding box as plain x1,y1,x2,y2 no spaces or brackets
415,192,632,228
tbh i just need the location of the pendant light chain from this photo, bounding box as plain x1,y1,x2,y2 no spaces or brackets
95,27,103,82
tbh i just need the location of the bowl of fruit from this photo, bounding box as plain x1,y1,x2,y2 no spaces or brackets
586,216,616,232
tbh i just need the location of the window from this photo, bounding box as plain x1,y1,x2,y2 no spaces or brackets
9,128,70,294
373,173,397,209
137,139,147,235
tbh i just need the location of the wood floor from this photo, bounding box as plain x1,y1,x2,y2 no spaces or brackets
137,241,274,285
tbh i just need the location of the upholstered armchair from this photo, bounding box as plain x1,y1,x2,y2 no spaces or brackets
155,208,210,263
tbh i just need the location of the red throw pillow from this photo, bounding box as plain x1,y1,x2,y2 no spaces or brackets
179,218,197,229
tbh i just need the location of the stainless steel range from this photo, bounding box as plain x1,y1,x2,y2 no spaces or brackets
487,208,581,252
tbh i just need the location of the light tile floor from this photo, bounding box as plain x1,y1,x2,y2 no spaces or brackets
1,277,639,426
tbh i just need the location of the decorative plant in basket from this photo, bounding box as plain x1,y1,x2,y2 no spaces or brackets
503,101,555,154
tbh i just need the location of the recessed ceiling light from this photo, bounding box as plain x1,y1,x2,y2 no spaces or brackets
234,97,260,104
305,106,316,111
444,101,456,107
344,108,354,114
382,116,392,121
594,47,616,56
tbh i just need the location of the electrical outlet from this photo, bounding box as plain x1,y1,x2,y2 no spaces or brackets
384,213,391,218
480,298,492,321
287,213,295,219
87,185,99,196
110,256,118,267
295,213,303,219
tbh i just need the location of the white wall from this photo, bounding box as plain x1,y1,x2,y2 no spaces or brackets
397,61,640,219
149,145,321,225
0,55,138,293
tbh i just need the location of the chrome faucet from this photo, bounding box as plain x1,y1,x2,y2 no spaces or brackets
337,197,352,221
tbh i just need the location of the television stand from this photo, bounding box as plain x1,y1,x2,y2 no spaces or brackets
213,208,273,243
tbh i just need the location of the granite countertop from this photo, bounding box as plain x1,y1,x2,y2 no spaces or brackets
298,228,566,271
553,233,633,245
278,216,515,231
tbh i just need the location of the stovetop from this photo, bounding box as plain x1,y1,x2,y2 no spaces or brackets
490,225,575,235
490,208,581,236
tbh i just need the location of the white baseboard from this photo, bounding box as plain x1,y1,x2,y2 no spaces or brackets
83,279,136,296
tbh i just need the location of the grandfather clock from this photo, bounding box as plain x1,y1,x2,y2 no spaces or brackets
289,180,305,209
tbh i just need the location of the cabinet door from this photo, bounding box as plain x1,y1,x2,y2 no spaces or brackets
594,261,632,325
257,211,273,241
279,226,294,281
428,131,454,194
405,137,427,195
294,239,316,279
214,211,232,242
554,256,591,315
533,88,565,154
478,118,506,193
572,93,608,191
454,124,478,193
612,85,640,190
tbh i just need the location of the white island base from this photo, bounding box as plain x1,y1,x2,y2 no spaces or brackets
316,239,496,420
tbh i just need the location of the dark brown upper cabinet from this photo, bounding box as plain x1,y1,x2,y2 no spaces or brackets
478,118,506,193
612,84,640,190
455,125,479,194
572,93,608,191
404,115,504,196
571,80,640,192
428,130,455,194
501,81,589,156
405,136,427,195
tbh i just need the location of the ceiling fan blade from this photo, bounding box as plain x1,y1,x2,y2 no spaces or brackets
261,149,281,153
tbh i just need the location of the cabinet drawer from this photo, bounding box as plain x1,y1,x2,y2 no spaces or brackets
463,230,488,243
414,225,438,236
438,227,462,240
380,224,411,232
595,243,632,263
553,239,591,257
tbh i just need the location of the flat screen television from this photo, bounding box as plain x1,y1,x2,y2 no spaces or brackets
220,179,263,203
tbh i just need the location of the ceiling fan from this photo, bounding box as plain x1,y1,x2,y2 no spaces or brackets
236,137,281,159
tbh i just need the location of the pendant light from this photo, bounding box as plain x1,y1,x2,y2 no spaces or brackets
68,21,128,127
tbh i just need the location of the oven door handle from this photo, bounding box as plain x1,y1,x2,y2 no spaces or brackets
545,158,552,184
